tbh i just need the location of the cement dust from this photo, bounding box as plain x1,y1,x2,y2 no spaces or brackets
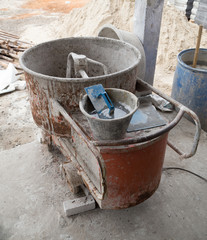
190,64,207,70
0,90,39,151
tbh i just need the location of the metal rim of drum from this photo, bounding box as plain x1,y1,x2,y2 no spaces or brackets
177,48,207,73
20,37,141,82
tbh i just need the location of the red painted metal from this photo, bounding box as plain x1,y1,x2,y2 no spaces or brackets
52,102,169,209
99,134,168,209
53,128,168,209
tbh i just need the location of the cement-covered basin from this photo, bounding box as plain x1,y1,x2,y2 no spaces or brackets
79,88,138,140
20,37,141,136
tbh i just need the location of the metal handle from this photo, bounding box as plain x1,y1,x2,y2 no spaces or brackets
98,92,114,114
136,78,201,158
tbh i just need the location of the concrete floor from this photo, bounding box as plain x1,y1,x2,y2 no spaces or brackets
0,115,207,240
0,0,64,36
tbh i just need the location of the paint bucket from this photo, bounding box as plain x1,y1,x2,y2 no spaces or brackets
171,48,207,132
79,88,138,140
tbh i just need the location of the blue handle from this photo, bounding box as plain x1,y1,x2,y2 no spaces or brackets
99,92,114,114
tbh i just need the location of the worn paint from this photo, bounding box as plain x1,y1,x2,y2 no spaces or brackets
172,48,207,132
99,133,168,209
21,37,140,136
50,101,170,209
54,121,168,209
50,80,201,208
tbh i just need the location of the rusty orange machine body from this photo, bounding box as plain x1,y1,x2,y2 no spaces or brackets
97,134,168,209
23,74,200,210
52,117,168,209
20,37,200,209
49,78,200,209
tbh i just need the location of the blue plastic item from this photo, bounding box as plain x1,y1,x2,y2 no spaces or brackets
84,84,114,115
171,48,207,132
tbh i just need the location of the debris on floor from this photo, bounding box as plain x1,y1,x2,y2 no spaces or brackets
0,63,26,94
0,29,32,71
0,29,32,94
63,185,96,217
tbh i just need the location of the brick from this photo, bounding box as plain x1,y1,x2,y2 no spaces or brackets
63,195,96,217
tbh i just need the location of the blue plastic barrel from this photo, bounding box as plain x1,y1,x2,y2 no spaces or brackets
171,48,207,132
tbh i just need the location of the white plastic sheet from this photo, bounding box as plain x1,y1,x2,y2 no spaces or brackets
0,63,26,94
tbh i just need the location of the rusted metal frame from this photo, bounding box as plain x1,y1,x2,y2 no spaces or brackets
93,108,184,146
167,141,183,156
51,99,105,198
53,135,103,200
99,133,168,154
136,78,201,158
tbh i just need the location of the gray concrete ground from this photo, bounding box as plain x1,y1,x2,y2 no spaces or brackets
0,0,62,36
0,114,207,240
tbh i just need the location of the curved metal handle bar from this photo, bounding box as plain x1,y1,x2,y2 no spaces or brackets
93,78,201,159
136,78,201,159
167,106,201,158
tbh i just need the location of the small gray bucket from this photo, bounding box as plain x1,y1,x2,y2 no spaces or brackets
79,88,138,140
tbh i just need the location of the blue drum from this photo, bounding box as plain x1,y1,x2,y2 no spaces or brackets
172,48,207,132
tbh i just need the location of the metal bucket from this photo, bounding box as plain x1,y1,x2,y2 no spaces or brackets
79,88,138,140
171,49,207,132
20,37,141,136
98,24,146,80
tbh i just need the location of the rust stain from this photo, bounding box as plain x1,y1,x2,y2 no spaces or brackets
25,72,71,136
22,0,92,13
100,133,168,209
